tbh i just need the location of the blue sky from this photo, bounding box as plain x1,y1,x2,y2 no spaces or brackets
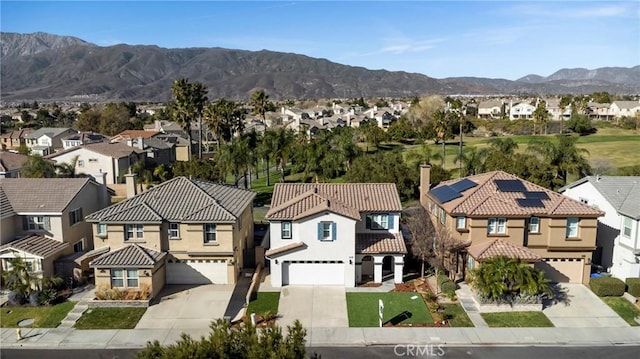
2,1,639,80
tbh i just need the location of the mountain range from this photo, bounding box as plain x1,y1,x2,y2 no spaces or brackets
1,32,638,102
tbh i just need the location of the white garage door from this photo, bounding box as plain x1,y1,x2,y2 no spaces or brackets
282,261,344,285
166,259,228,284
535,258,584,283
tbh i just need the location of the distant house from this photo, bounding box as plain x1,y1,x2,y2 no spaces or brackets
477,100,504,119
110,130,160,143
610,101,640,119
509,102,535,120
419,165,603,284
47,142,145,184
84,176,255,298
560,176,640,279
0,177,110,281
0,129,33,151
62,132,108,149
545,98,572,121
25,127,76,156
265,183,406,287
0,152,28,178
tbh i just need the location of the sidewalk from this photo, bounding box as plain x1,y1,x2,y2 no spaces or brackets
2,326,639,349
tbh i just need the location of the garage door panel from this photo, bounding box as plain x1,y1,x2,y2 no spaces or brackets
283,262,344,285
535,259,583,283
166,260,228,284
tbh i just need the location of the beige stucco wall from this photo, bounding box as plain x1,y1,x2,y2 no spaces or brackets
175,146,190,162
94,223,163,253
94,265,164,298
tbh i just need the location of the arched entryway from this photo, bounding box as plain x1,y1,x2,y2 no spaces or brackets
382,255,394,281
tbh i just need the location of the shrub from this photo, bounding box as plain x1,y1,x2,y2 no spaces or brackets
626,278,640,297
441,281,457,295
7,291,25,306
28,290,42,306
437,273,450,287
590,276,625,296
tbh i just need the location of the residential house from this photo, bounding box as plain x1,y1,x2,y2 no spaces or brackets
545,98,572,121
110,130,160,143
610,101,640,119
144,120,186,136
264,183,406,287
47,142,145,185
83,176,256,298
0,177,110,280
25,127,76,156
120,137,175,166
560,176,640,279
586,102,613,121
419,165,603,284
62,132,108,149
0,152,28,178
155,133,192,162
477,100,505,119
509,102,535,120
0,129,33,151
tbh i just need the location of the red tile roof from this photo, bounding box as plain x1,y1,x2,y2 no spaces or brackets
428,171,603,218
356,232,407,254
467,238,542,262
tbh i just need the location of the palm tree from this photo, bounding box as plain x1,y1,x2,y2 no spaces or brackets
258,129,277,186
453,146,487,176
487,137,519,155
1,257,33,298
273,127,295,182
250,89,273,122
204,98,245,148
432,110,448,166
55,155,79,178
528,134,592,189
559,96,572,134
405,142,442,168
170,78,208,158
21,155,57,178
532,100,550,135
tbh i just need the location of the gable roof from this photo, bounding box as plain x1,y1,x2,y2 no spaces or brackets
24,127,72,139
0,177,93,213
111,130,160,141
0,235,68,258
428,171,603,218
0,151,28,172
85,176,255,223
467,238,541,262
560,176,640,219
266,183,402,221
48,141,145,159
0,129,33,140
612,101,640,110
90,244,165,268
0,187,15,219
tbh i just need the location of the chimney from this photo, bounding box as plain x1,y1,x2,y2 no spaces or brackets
419,164,431,209
125,173,138,199
93,172,111,207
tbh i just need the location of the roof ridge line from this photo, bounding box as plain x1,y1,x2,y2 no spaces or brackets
133,244,156,265
184,178,236,220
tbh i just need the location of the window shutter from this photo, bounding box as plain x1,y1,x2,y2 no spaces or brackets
79,208,83,221
317,223,322,240
22,216,28,230
388,215,394,230
366,215,371,229
44,216,51,230
332,222,337,241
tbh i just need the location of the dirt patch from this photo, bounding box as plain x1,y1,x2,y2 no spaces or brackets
357,282,383,288
393,282,417,293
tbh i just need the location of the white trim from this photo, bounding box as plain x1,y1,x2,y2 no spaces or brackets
16,212,63,216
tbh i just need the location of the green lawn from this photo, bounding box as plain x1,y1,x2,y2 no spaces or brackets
481,311,554,327
0,301,76,328
346,292,433,327
440,303,474,327
74,307,146,329
601,297,640,326
246,292,280,315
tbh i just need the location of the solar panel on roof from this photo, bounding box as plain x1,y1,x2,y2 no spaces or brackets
430,185,463,203
495,179,527,192
450,178,478,193
524,191,550,200
516,198,545,207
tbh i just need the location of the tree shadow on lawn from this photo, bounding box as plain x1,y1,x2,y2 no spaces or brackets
542,283,571,309
384,310,413,326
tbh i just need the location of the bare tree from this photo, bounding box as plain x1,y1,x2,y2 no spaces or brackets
404,206,468,294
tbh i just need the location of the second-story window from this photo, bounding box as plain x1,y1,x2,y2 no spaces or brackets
487,218,506,234
440,209,446,225
204,224,217,243
168,223,180,239
125,224,144,240
281,221,292,239
623,217,632,238
456,216,466,229
69,208,83,226
97,223,107,237
366,214,390,230
529,217,540,233
25,216,50,231
566,218,579,238
318,222,336,241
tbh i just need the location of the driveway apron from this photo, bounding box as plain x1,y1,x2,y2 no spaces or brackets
543,283,629,327
278,286,348,329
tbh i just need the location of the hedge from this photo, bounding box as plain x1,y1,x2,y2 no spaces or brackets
441,281,457,294
590,277,625,297
626,278,640,297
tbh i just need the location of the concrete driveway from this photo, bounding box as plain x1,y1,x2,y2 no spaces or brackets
542,283,629,327
277,286,348,329
136,281,247,330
